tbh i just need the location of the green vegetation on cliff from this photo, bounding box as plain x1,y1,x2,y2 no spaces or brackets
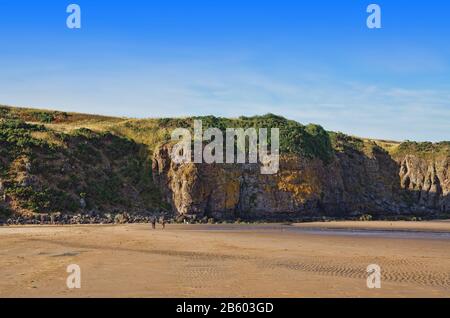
0,105,384,164
157,114,334,163
0,113,163,216
391,141,450,160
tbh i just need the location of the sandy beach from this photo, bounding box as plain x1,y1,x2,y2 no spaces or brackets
0,221,449,298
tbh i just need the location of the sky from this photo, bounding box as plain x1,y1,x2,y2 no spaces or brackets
0,0,449,141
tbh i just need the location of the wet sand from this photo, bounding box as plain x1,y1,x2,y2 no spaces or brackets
0,221,449,298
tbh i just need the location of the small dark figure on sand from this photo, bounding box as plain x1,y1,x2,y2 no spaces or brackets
151,218,156,229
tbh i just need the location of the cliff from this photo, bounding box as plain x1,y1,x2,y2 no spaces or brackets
1,105,449,222
153,139,449,220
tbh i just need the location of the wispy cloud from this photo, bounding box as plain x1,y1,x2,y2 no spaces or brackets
1,58,449,142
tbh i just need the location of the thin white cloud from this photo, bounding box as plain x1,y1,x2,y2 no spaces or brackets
0,59,449,142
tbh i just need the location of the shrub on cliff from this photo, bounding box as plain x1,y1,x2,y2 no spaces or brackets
0,119,47,149
158,114,335,163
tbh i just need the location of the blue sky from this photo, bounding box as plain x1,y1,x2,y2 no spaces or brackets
0,0,449,141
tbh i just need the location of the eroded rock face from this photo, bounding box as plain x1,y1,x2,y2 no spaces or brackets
399,155,449,212
153,143,449,220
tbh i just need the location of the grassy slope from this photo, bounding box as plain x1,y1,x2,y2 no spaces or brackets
0,106,166,216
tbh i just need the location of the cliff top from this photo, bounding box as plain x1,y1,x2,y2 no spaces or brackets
1,104,448,161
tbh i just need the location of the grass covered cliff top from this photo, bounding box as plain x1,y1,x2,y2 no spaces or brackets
1,104,448,161
390,141,450,160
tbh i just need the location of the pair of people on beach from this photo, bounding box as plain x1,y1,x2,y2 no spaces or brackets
151,217,166,230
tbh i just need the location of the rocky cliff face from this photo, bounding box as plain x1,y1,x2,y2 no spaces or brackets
398,155,449,213
153,143,449,220
1,108,448,222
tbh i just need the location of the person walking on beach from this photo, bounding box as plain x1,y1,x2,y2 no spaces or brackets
151,217,156,230
160,216,166,230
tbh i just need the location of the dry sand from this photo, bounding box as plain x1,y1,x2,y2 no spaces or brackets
0,221,449,298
